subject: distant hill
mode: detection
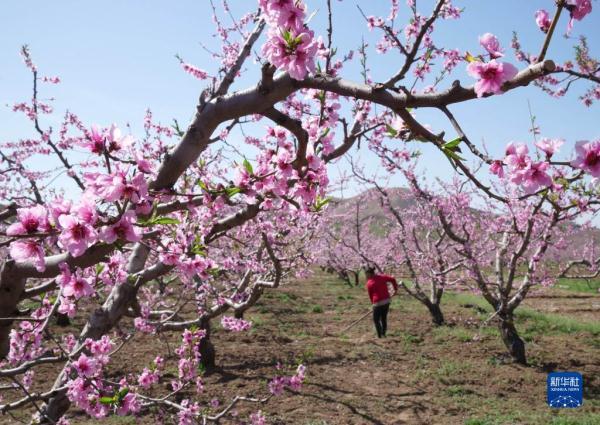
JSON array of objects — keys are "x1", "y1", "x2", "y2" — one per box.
[{"x1": 326, "y1": 187, "x2": 600, "y2": 262}]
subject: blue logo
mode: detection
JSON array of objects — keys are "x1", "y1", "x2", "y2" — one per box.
[{"x1": 547, "y1": 372, "x2": 583, "y2": 408}]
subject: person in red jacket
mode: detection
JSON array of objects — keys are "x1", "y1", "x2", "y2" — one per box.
[{"x1": 365, "y1": 266, "x2": 398, "y2": 338}]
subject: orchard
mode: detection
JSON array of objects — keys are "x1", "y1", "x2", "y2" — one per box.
[{"x1": 1, "y1": 1, "x2": 599, "y2": 424}]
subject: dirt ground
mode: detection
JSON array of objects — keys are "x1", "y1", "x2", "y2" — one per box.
[{"x1": 2, "y1": 271, "x2": 599, "y2": 424}]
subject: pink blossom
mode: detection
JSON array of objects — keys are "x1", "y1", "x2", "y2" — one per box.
[
  {"x1": 220, "y1": 316, "x2": 252, "y2": 332},
  {"x1": 42, "y1": 76, "x2": 61, "y2": 84},
  {"x1": 58, "y1": 214, "x2": 98, "y2": 257},
  {"x1": 443, "y1": 49, "x2": 461, "y2": 72},
  {"x1": 268, "y1": 376, "x2": 286, "y2": 395},
  {"x1": 261, "y1": 0, "x2": 305, "y2": 30},
  {"x1": 62, "y1": 276, "x2": 94, "y2": 299},
  {"x1": 135, "y1": 154, "x2": 153, "y2": 174},
  {"x1": 58, "y1": 297, "x2": 77, "y2": 317},
  {"x1": 250, "y1": 410, "x2": 267, "y2": 425},
  {"x1": 571, "y1": 140, "x2": 600, "y2": 177},
  {"x1": 181, "y1": 62, "x2": 208, "y2": 80},
  {"x1": 138, "y1": 368, "x2": 159, "y2": 389},
  {"x1": 106, "y1": 124, "x2": 133, "y2": 152},
  {"x1": 566, "y1": 0, "x2": 592, "y2": 21},
  {"x1": 6, "y1": 205, "x2": 50, "y2": 236},
  {"x1": 83, "y1": 125, "x2": 106, "y2": 154},
  {"x1": 366, "y1": 16, "x2": 384, "y2": 30},
  {"x1": 72, "y1": 353, "x2": 97, "y2": 378},
  {"x1": 467, "y1": 60, "x2": 519, "y2": 97},
  {"x1": 479, "y1": 33, "x2": 504, "y2": 58},
  {"x1": 22, "y1": 370, "x2": 34, "y2": 390},
  {"x1": 73, "y1": 199, "x2": 98, "y2": 225},
  {"x1": 263, "y1": 28, "x2": 318, "y2": 80},
  {"x1": 85, "y1": 170, "x2": 148, "y2": 204},
  {"x1": 177, "y1": 400, "x2": 200, "y2": 425},
  {"x1": 566, "y1": 0, "x2": 592, "y2": 33},
  {"x1": 87, "y1": 335, "x2": 113, "y2": 360},
  {"x1": 535, "y1": 10, "x2": 552, "y2": 33},
  {"x1": 504, "y1": 142, "x2": 530, "y2": 171},
  {"x1": 9, "y1": 240, "x2": 46, "y2": 272},
  {"x1": 49, "y1": 198, "x2": 72, "y2": 225},
  {"x1": 117, "y1": 392, "x2": 141, "y2": 416},
  {"x1": 535, "y1": 138, "x2": 563, "y2": 158},
  {"x1": 521, "y1": 161, "x2": 552, "y2": 194},
  {"x1": 100, "y1": 211, "x2": 141, "y2": 244},
  {"x1": 490, "y1": 160, "x2": 504, "y2": 178},
  {"x1": 306, "y1": 143, "x2": 322, "y2": 171},
  {"x1": 276, "y1": 2, "x2": 306, "y2": 29}
]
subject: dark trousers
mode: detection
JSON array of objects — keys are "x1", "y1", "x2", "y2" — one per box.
[{"x1": 372, "y1": 303, "x2": 390, "y2": 338}]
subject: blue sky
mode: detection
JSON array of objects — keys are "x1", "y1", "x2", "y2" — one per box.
[{"x1": 1, "y1": 0, "x2": 598, "y2": 197}]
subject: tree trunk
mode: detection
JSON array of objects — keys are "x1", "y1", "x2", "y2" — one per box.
[
  {"x1": 339, "y1": 270, "x2": 352, "y2": 287},
  {"x1": 199, "y1": 318, "x2": 216, "y2": 370},
  {"x1": 499, "y1": 316, "x2": 526, "y2": 365},
  {"x1": 0, "y1": 264, "x2": 25, "y2": 359},
  {"x1": 426, "y1": 302, "x2": 445, "y2": 326},
  {"x1": 352, "y1": 271, "x2": 360, "y2": 287}
]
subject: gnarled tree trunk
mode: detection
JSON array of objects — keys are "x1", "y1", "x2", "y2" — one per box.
[
  {"x1": 499, "y1": 314, "x2": 526, "y2": 365},
  {"x1": 199, "y1": 318, "x2": 216, "y2": 370},
  {"x1": 425, "y1": 300, "x2": 445, "y2": 326}
]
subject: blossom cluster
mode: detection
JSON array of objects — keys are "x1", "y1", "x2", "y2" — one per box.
[
  {"x1": 268, "y1": 364, "x2": 307, "y2": 395},
  {"x1": 221, "y1": 315, "x2": 252, "y2": 332},
  {"x1": 260, "y1": 0, "x2": 317, "y2": 80},
  {"x1": 467, "y1": 34, "x2": 519, "y2": 98}
]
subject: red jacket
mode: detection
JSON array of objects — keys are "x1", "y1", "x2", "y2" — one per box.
[{"x1": 366, "y1": 274, "x2": 398, "y2": 304}]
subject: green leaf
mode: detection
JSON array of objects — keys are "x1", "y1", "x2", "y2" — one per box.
[
  {"x1": 314, "y1": 196, "x2": 332, "y2": 212},
  {"x1": 443, "y1": 137, "x2": 462, "y2": 150},
  {"x1": 151, "y1": 216, "x2": 180, "y2": 225},
  {"x1": 99, "y1": 396, "x2": 116, "y2": 405},
  {"x1": 191, "y1": 239, "x2": 206, "y2": 256},
  {"x1": 282, "y1": 29, "x2": 292, "y2": 45},
  {"x1": 198, "y1": 180, "x2": 209, "y2": 192},
  {"x1": 465, "y1": 52, "x2": 480, "y2": 63},
  {"x1": 293, "y1": 34, "x2": 304, "y2": 46},
  {"x1": 385, "y1": 124, "x2": 398, "y2": 137},
  {"x1": 139, "y1": 214, "x2": 181, "y2": 226},
  {"x1": 117, "y1": 388, "x2": 129, "y2": 402},
  {"x1": 442, "y1": 147, "x2": 464, "y2": 162},
  {"x1": 225, "y1": 187, "x2": 242, "y2": 198},
  {"x1": 95, "y1": 264, "x2": 105, "y2": 275},
  {"x1": 243, "y1": 158, "x2": 253, "y2": 175}
]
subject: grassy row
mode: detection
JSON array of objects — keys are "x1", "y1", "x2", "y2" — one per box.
[
  {"x1": 556, "y1": 278, "x2": 600, "y2": 293},
  {"x1": 444, "y1": 292, "x2": 600, "y2": 337}
]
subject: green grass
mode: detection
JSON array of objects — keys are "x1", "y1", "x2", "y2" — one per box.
[
  {"x1": 247, "y1": 314, "x2": 265, "y2": 329},
  {"x1": 444, "y1": 291, "x2": 600, "y2": 337},
  {"x1": 434, "y1": 359, "x2": 473, "y2": 385},
  {"x1": 517, "y1": 308, "x2": 600, "y2": 337},
  {"x1": 556, "y1": 278, "x2": 600, "y2": 293},
  {"x1": 433, "y1": 326, "x2": 473, "y2": 343},
  {"x1": 445, "y1": 385, "x2": 473, "y2": 397}
]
